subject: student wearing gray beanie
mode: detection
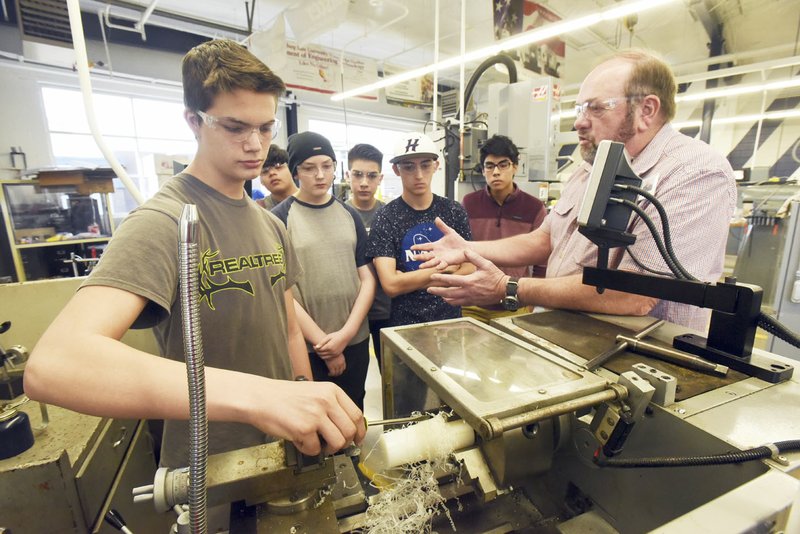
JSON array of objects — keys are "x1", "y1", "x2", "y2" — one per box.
[{"x1": 287, "y1": 131, "x2": 337, "y2": 178}]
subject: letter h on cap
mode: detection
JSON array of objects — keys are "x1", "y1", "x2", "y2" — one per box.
[{"x1": 405, "y1": 138, "x2": 420, "y2": 153}]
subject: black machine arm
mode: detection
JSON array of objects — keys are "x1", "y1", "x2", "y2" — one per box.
[
  {"x1": 582, "y1": 267, "x2": 791, "y2": 382},
  {"x1": 577, "y1": 141, "x2": 795, "y2": 384}
]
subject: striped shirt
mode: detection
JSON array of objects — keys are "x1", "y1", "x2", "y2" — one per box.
[{"x1": 542, "y1": 124, "x2": 736, "y2": 331}]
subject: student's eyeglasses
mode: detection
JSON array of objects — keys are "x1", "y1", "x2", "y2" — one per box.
[
  {"x1": 350, "y1": 170, "x2": 381, "y2": 181},
  {"x1": 297, "y1": 161, "x2": 337, "y2": 177},
  {"x1": 262, "y1": 162, "x2": 287, "y2": 174},
  {"x1": 196, "y1": 110, "x2": 281, "y2": 143},
  {"x1": 397, "y1": 160, "x2": 435, "y2": 173},
  {"x1": 574, "y1": 95, "x2": 642, "y2": 119},
  {"x1": 482, "y1": 159, "x2": 513, "y2": 172}
]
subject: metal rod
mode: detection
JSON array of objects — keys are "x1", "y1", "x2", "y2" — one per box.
[
  {"x1": 489, "y1": 386, "x2": 628, "y2": 438},
  {"x1": 617, "y1": 335, "x2": 729, "y2": 376},
  {"x1": 366, "y1": 414, "x2": 432, "y2": 427},
  {"x1": 584, "y1": 319, "x2": 665, "y2": 371},
  {"x1": 33, "y1": 401, "x2": 49, "y2": 432}
]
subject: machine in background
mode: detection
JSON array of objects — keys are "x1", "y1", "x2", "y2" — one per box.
[
  {"x1": 0, "y1": 168, "x2": 116, "y2": 283},
  {"x1": 439, "y1": 54, "x2": 560, "y2": 205},
  {"x1": 732, "y1": 181, "x2": 800, "y2": 361}
]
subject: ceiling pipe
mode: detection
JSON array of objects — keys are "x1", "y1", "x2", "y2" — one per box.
[
  {"x1": 101, "y1": 5, "x2": 144, "y2": 39},
  {"x1": 82, "y1": 0, "x2": 244, "y2": 40},
  {"x1": 432, "y1": 0, "x2": 439, "y2": 125},
  {"x1": 750, "y1": 71, "x2": 770, "y2": 169},
  {"x1": 66, "y1": 0, "x2": 145, "y2": 206},
  {"x1": 676, "y1": 55, "x2": 800, "y2": 85},
  {"x1": 100, "y1": 0, "x2": 160, "y2": 41},
  {"x1": 672, "y1": 43, "x2": 800, "y2": 74},
  {"x1": 136, "y1": 0, "x2": 160, "y2": 32},
  {"x1": 690, "y1": 0, "x2": 726, "y2": 144},
  {"x1": 699, "y1": 29, "x2": 724, "y2": 144},
  {"x1": 453, "y1": 0, "x2": 465, "y2": 199}
]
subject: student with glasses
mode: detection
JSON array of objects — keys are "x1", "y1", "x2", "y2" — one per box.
[
  {"x1": 415, "y1": 49, "x2": 736, "y2": 332},
  {"x1": 346, "y1": 143, "x2": 385, "y2": 221},
  {"x1": 272, "y1": 132, "x2": 376, "y2": 412},
  {"x1": 25, "y1": 40, "x2": 365, "y2": 497},
  {"x1": 460, "y1": 134, "x2": 547, "y2": 323},
  {"x1": 345, "y1": 144, "x2": 391, "y2": 369},
  {"x1": 257, "y1": 144, "x2": 298, "y2": 210}
]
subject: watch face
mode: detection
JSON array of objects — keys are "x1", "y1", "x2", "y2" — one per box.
[
  {"x1": 502, "y1": 296, "x2": 520, "y2": 311},
  {"x1": 503, "y1": 277, "x2": 520, "y2": 311}
]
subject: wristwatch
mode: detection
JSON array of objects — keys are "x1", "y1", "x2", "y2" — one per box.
[{"x1": 501, "y1": 277, "x2": 520, "y2": 311}]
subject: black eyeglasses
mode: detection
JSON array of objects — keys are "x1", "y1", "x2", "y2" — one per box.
[{"x1": 483, "y1": 160, "x2": 513, "y2": 172}]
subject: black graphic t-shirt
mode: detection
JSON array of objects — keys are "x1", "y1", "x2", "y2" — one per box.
[{"x1": 366, "y1": 195, "x2": 471, "y2": 326}]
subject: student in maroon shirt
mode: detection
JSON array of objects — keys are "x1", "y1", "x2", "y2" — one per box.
[{"x1": 461, "y1": 134, "x2": 546, "y2": 322}]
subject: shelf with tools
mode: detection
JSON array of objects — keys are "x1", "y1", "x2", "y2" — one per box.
[{"x1": 0, "y1": 170, "x2": 117, "y2": 283}]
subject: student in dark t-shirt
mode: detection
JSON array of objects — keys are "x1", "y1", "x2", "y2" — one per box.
[
  {"x1": 366, "y1": 132, "x2": 472, "y2": 416},
  {"x1": 366, "y1": 132, "x2": 473, "y2": 327}
]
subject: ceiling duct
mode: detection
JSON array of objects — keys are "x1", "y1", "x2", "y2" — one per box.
[{"x1": 16, "y1": 0, "x2": 73, "y2": 47}]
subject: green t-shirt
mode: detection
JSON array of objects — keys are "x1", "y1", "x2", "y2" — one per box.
[{"x1": 85, "y1": 173, "x2": 302, "y2": 467}]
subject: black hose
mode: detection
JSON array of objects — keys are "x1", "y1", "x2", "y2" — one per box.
[
  {"x1": 618, "y1": 184, "x2": 697, "y2": 281},
  {"x1": 759, "y1": 312, "x2": 800, "y2": 349},
  {"x1": 455, "y1": 54, "x2": 518, "y2": 121},
  {"x1": 595, "y1": 440, "x2": 800, "y2": 468},
  {"x1": 616, "y1": 199, "x2": 686, "y2": 280},
  {"x1": 615, "y1": 187, "x2": 800, "y2": 350}
]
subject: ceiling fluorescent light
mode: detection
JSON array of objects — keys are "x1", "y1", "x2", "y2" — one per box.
[
  {"x1": 672, "y1": 109, "x2": 800, "y2": 129},
  {"x1": 330, "y1": 0, "x2": 676, "y2": 102},
  {"x1": 676, "y1": 78, "x2": 800, "y2": 102}
]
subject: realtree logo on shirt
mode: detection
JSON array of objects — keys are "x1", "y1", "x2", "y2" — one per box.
[
  {"x1": 198, "y1": 245, "x2": 286, "y2": 309},
  {"x1": 400, "y1": 222, "x2": 444, "y2": 271}
]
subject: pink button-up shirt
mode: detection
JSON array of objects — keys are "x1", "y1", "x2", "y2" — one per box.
[{"x1": 541, "y1": 124, "x2": 736, "y2": 331}]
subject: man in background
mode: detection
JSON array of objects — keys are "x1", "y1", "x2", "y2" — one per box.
[
  {"x1": 461, "y1": 134, "x2": 546, "y2": 322},
  {"x1": 345, "y1": 143, "x2": 391, "y2": 368},
  {"x1": 257, "y1": 144, "x2": 298, "y2": 209}
]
